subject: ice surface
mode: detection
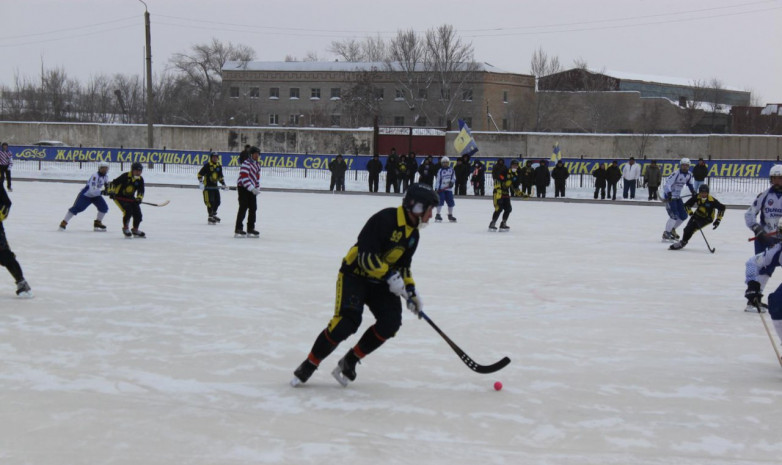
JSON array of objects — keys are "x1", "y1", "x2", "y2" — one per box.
[{"x1": 1, "y1": 180, "x2": 781, "y2": 465}]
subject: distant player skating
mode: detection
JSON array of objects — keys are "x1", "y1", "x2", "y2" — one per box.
[
  {"x1": 661, "y1": 157, "x2": 695, "y2": 242},
  {"x1": 59, "y1": 161, "x2": 110, "y2": 232},
  {"x1": 234, "y1": 146, "x2": 261, "y2": 238},
  {"x1": 0, "y1": 182, "x2": 31, "y2": 297},
  {"x1": 197, "y1": 152, "x2": 228, "y2": 225},
  {"x1": 489, "y1": 159, "x2": 524, "y2": 232},
  {"x1": 107, "y1": 162, "x2": 146, "y2": 238},
  {"x1": 434, "y1": 156, "x2": 457, "y2": 222},
  {"x1": 745, "y1": 164, "x2": 782, "y2": 253},
  {"x1": 669, "y1": 184, "x2": 725, "y2": 251},
  {"x1": 290, "y1": 183, "x2": 439, "y2": 387}
]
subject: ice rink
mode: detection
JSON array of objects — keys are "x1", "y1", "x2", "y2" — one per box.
[{"x1": 2, "y1": 180, "x2": 781, "y2": 465}]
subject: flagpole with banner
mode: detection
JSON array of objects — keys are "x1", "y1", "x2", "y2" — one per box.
[
  {"x1": 550, "y1": 142, "x2": 561, "y2": 165},
  {"x1": 454, "y1": 119, "x2": 479, "y2": 157}
]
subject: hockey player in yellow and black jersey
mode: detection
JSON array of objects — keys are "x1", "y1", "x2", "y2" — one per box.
[
  {"x1": 0, "y1": 182, "x2": 31, "y2": 297},
  {"x1": 197, "y1": 152, "x2": 227, "y2": 224},
  {"x1": 489, "y1": 159, "x2": 525, "y2": 232},
  {"x1": 291, "y1": 183, "x2": 440, "y2": 387},
  {"x1": 670, "y1": 184, "x2": 725, "y2": 250},
  {"x1": 108, "y1": 162, "x2": 146, "y2": 238}
]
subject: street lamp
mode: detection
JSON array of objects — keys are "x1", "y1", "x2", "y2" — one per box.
[{"x1": 138, "y1": 0, "x2": 154, "y2": 149}]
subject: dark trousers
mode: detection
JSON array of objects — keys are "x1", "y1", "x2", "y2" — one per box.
[
  {"x1": 535, "y1": 183, "x2": 547, "y2": 198},
  {"x1": 623, "y1": 179, "x2": 637, "y2": 199},
  {"x1": 521, "y1": 182, "x2": 532, "y2": 196},
  {"x1": 455, "y1": 181, "x2": 468, "y2": 196},
  {"x1": 235, "y1": 186, "x2": 257, "y2": 231},
  {"x1": 115, "y1": 198, "x2": 142, "y2": 229},
  {"x1": 554, "y1": 181, "x2": 566, "y2": 198},
  {"x1": 594, "y1": 186, "x2": 606, "y2": 199},
  {"x1": 202, "y1": 188, "x2": 221, "y2": 216},
  {"x1": 0, "y1": 166, "x2": 10, "y2": 189},
  {"x1": 385, "y1": 175, "x2": 399, "y2": 193},
  {"x1": 368, "y1": 174, "x2": 379, "y2": 192},
  {"x1": 607, "y1": 182, "x2": 618, "y2": 200},
  {"x1": 0, "y1": 223, "x2": 24, "y2": 283},
  {"x1": 681, "y1": 216, "x2": 711, "y2": 243},
  {"x1": 648, "y1": 185, "x2": 659, "y2": 200}
]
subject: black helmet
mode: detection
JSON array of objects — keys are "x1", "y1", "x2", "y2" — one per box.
[
  {"x1": 131, "y1": 162, "x2": 143, "y2": 171},
  {"x1": 403, "y1": 183, "x2": 439, "y2": 214},
  {"x1": 699, "y1": 184, "x2": 709, "y2": 193}
]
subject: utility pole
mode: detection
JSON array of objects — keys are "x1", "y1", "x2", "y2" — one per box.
[{"x1": 139, "y1": 0, "x2": 154, "y2": 149}]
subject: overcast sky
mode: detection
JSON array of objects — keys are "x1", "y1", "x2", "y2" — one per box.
[{"x1": 2, "y1": 0, "x2": 780, "y2": 104}]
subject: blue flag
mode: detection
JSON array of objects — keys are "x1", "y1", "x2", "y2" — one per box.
[
  {"x1": 453, "y1": 119, "x2": 479, "y2": 157},
  {"x1": 550, "y1": 142, "x2": 561, "y2": 164}
]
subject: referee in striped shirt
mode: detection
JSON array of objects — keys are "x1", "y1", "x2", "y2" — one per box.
[
  {"x1": 235, "y1": 146, "x2": 261, "y2": 237},
  {"x1": 0, "y1": 143, "x2": 12, "y2": 192}
]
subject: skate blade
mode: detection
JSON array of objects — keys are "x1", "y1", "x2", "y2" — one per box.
[
  {"x1": 234, "y1": 234, "x2": 246, "y2": 238},
  {"x1": 290, "y1": 377, "x2": 304, "y2": 387},
  {"x1": 745, "y1": 305, "x2": 767, "y2": 313},
  {"x1": 331, "y1": 366, "x2": 349, "y2": 387},
  {"x1": 488, "y1": 229, "x2": 497, "y2": 232},
  {"x1": 16, "y1": 291, "x2": 34, "y2": 299},
  {"x1": 93, "y1": 228, "x2": 107, "y2": 232}
]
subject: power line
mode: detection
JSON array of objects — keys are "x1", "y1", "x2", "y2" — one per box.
[
  {"x1": 0, "y1": 24, "x2": 138, "y2": 48},
  {"x1": 0, "y1": 16, "x2": 137, "y2": 42}
]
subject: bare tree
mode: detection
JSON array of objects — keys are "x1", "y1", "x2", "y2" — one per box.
[
  {"x1": 341, "y1": 68, "x2": 384, "y2": 127},
  {"x1": 385, "y1": 28, "x2": 428, "y2": 124},
  {"x1": 329, "y1": 35, "x2": 388, "y2": 62},
  {"x1": 169, "y1": 38, "x2": 255, "y2": 124},
  {"x1": 329, "y1": 39, "x2": 363, "y2": 62},
  {"x1": 529, "y1": 47, "x2": 562, "y2": 131}
]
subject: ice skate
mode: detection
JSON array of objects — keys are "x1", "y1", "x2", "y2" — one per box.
[
  {"x1": 499, "y1": 221, "x2": 510, "y2": 232},
  {"x1": 669, "y1": 240, "x2": 687, "y2": 250},
  {"x1": 234, "y1": 229, "x2": 247, "y2": 238},
  {"x1": 131, "y1": 229, "x2": 146, "y2": 238},
  {"x1": 15, "y1": 279, "x2": 33, "y2": 298},
  {"x1": 122, "y1": 228, "x2": 132, "y2": 238},
  {"x1": 290, "y1": 359, "x2": 318, "y2": 387},
  {"x1": 212, "y1": 215, "x2": 221, "y2": 223},
  {"x1": 671, "y1": 228, "x2": 680, "y2": 240},
  {"x1": 93, "y1": 220, "x2": 106, "y2": 232},
  {"x1": 745, "y1": 302, "x2": 768, "y2": 313},
  {"x1": 208, "y1": 216, "x2": 217, "y2": 225},
  {"x1": 434, "y1": 213, "x2": 443, "y2": 223},
  {"x1": 331, "y1": 350, "x2": 360, "y2": 387},
  {"x1": 488, "y1": 221, "x2": 497, "y2": 232},
  {"x1": 247, "y1": 229, "x2": 260, "y2": 238},
  {"x1": 58, "y1": 220, "x2": 67, "y2": 231},
  {"x1": 661, "y1": 230, "x2": 674, "y2": 242},
  {"x1": 448, "y1": 215, "x2": 457, "y2": 223}
]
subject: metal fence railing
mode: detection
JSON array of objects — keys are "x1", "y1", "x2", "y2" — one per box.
[{"x1": 11, "y1": 159, "x2": 769, "y2": 194}]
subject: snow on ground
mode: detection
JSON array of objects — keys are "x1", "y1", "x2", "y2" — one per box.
[{"x1": 1, "y1": 178, "x2": 781, "y2": 465}]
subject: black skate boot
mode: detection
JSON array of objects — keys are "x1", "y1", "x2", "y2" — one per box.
[
  {"x1": 247, "y1": 229, "x2": 260, "y2": 238},
  {"x1": 661, "y1": 230, "x2": 674, "y2": 241},
  {"x1": 488, "y1": 221, "x2": 497, "y2": 231},
  {"x1": 669, "y1": 240, "x2": 688, "y2": 250},
  {"x1": 212, "y1": 215, "x2": 221, "y2": 223},
  {"x1": 671, "y1": 228, "x2": 680, "y2": 240},
  {"x1": 93, "y1": 220, "x2": 107, "y2": 231},
  {"x1": 208, "y1": 216, "x2": 217, "y2": 225},
  {"x1": 122, "y1": 227, "x2": 132, "y2": 238},
  {"x1": 499, "y1": 221, "x2": 510, "y2": 232},
  {"x1": 290, "y1": 359, "x2": 318, "y2": 387},
  {"x1": 434, "y1": 213, "x2": 443, "y2": 223},
  {"x1": 448, "y1": 214, "x2": 457, "y2": 223},
  {"x1": 234, "y1": 229, "x2": 247, "y2": 238},
  {"x1": 131, "y1": 229, "x2": 146, "y2": 238},
  {"x1": 58, "y1": 220, "x2": 67, "y2": 231},
  {"x1": 15, "y1": 279, "x2": 32, "y2": 298},
  {"x1": 331, "y1": 350, "x2": 360, "y2": 387}
]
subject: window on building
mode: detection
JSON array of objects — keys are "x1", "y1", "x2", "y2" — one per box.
[
  {"x1": 416, "y1": 116, "x2": 427, "y2": 127},
  {"x1": 269, "y1": 87, "x2": 279, "y2": 99},
  {"x1": 229, "y1": 87, "x2": 239, "y2": 98},
  {"x1": 311, "y1": 88, "x2": 321, "y2": 99},
  {"x1": 394, "y1": 116, "x2": 405, "y2": 126},
  {"x1": 503, "y1": 90, "x2": 509, "y2": 103},
  {"x1": 330, "y1": 88, "x2": 341, "y2": 100},
  {"x1": 290, "y1": 88, "x2": 300, "y2": 99},
  {"x1": 249, "y1": 87, "x2": 260, "y2": 99},
  {"x1": 462, "y1": 89, "x2": 473, "y2": 101},
  {"x1": 374, "y1": 88, "x2": 384, "y2": 100},
  {"x1": 502, "y1": 118, "x2": 509, "y2": 130},
  {"x1": 440, "y1": 88, "x2": 450, "y2": 100},
  {"x1": 395, "y1": 88, "x2": 404, "y2": 100},
  {"x1": 330, "y1": 115, "x2": 341, "y2": 127},
  {"x1": 269, "y1": 114, "x2": 279, "y2": 125},
  {"x1": 252, "y1": 114, "x2": 259, "y2": 125},
  {"x1": 289, "y1": 114, "x2": 301, "y2": 125},
  {"x1": 418, "y1": 88, "x2": 427, "y2": 100}
]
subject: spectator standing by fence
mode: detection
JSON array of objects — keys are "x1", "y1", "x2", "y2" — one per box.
[
  {"x1": 520, "y1": 160, "x2": 534, "y2": 197},
  {"x1": 366, "y1": 154, "x2": 382, "y2": 192},
  {"x1": 644, "y1": 160, "x2": 662, "y2": 201},
  {"x1": 606, "y1": 161, "x2": 622, "y2": 201},
  {"x1": 0, "y1": 143, "x2": 13, "y2": 192},
  {"x1": 329, "y1": 154, "x2": 347, "y2": 192},
  {"x1": 693, "y1": 158, "x2": 708, "y2": 193},
  {"x1": 533, "y1": 160, "x2": 551, "y2": 198},
  {"x1": 454, "y1": 156, "x2": 470, "y2": 196},
  {"x1": 417, "y1": 155, "x2": 436, "y2": 187},
  {"x1": 471, "y1": 158, "x2": 486, "y2": 196},
  {"x1": 385, "y1": 148, "x2": 400, "y2": 193},
  {"x1": 622, "y1": 157, "x2": 641, "y2": 199},
  {"x1": 593, "y1": 163, "x2": 607, "y2": 200},
  {"x1": 551, "y1": 160, "x2": 569, "y2": 198}
]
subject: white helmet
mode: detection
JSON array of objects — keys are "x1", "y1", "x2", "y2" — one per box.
[
  {"x1": 440, "y1": 156, "x2": 450, "y2": 164},
  {"x1": 680, "y1": 157, "x2": 691, "y2": 166},
  {"x1": 98, "y1": 161, "x2": 110, "y2": 170},
  {"x1": 770, "y1": 165, "x2": 782, "y2": 178}
]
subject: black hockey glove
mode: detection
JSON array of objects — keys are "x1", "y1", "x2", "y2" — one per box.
[
  {"x1": 712, "y1": 218, "x2": 721, "y2": 230},
  {"x1": 745, "y1": 281, "x2": 762, "y2": 306},
  {"x1": 752, "y1": 224, "x2": 764, "y2": 236}
]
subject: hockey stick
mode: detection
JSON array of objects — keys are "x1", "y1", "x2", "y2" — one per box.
[
  {"x1": 141, "y1": 200, "x2": 170, "y2": 207},
  {"x1": 699, "y1": 229, "x2": 715, "y2": 253},
  {"x1": 418, "y1": 310, "x2": 511, "y2": 374},
  {"x1": 754, "y1": 302, "x2": 782, "y2": 367},
  {"x1": 748, "y1": 231, "x2": 779, "y2": 242}
]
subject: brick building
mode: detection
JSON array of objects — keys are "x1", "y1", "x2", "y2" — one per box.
[{"x1": 221, "y1": 61, "x2": 535, "y2": 131}]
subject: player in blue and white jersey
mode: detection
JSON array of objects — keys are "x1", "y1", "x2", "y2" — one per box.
[
  {"x1": 745, "y1": 164, "x2": 782, "y2": 254},
  {"x1": 661, "y1": 157, "x2": 695, "y2": 241},
  {"x1": 744, "y1": 233, "x2": 782, "y2": 346},
  {"x1": 59, "y1": 161, "x2": 110, "y2": 232},
  {"x1": 434, "y1": 156, "x2": 457, "y2": 222}
]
